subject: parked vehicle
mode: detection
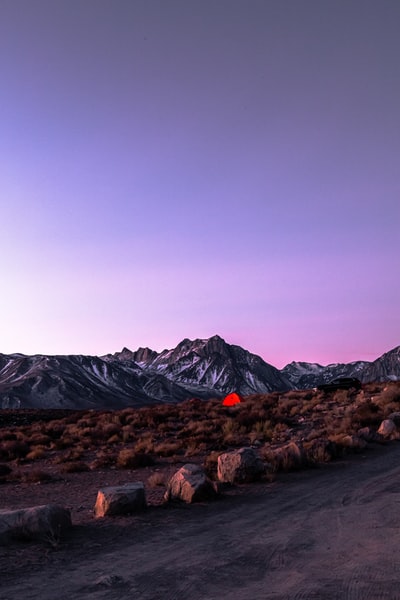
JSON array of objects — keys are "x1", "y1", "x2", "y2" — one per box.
[{"x1": 317, "y1": 377, "x2": 362, "y2": 392}]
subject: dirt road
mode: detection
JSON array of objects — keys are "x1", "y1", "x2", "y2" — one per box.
[{"x1": 3, "y1": 444, "x2": 400, "y2": 599}]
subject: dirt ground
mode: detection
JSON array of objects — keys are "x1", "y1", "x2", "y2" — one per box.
[{"x1": 2, "y1": 443, "x2": 400, "y2": 599}]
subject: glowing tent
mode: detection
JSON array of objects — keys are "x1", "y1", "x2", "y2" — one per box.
[{"x1": 222, "y1": 392, "x2": 242, "y2": 406}]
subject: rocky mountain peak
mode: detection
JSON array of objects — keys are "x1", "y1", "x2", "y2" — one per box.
[
  {"x1": 130, "y1": 347, "x2": 159, "y2": 364},
  {"x1": 0, "y1": 338, "x2": 399, "y2": 410}
]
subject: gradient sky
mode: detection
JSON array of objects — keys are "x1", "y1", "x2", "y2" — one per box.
[{"x1": 0, "y1": 0, "x2": 399, "y2": 368}]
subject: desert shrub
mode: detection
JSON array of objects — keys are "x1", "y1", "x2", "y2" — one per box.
[
  {"x1": 90, "y1": 450, "x2": 116, "y2": 469},
  {"x1": 20, "y1": 469, "x2": 54, "y2": 483},
  {"x1": 0, "y1": 440, "x2": 30, "y2": 460},
  {"x1": 0, "y1": 463, "x2": 12, "y2": 477},
  {"x1": 353, "y1": 401, "x2": 382, "y2": 427},
  {"x1": 147, "y1": 471, "x2": 167, "y2": 488},
  {"x1": 220, "y1": 417, "x2": 247, "y2": 444},
  {"x1": 78, "y1": 426, "x2": 106, "y2": 442},
  {"x1": 44, "y1": 422, "x2": 65, "y2": 440},
  {"x1": 375, "y1": 385, "x2": 400, "y2": 411},
  {"x1": 25, "y1": 447, "x2": 46, "y2": 461},
  {"x1": 153, "y1": 441, "x2": 182, "y2": 457},
  {"x1": 27, "y1": 433, "x2": 51, "y2": 446},
  {"x1": 276, "y1": 396, "x2": 299, "y2": 415},
  {"x1": 271, "y1": 422, "x2": 290, "y2": 441},
  {"x1": 59, "y1": 460, "x2": 90, "y2": 473},
  {"x1": 184, "y1": 441, "x2": 207, "y2": 457},
  {"x1": 250, "y1": 420, "x2": 274, "y2": 441},
  {"x1": 118, "y1": 407, "x2": 136, "y2": 422},
  {"x1": 121, "y1": 425, "x2": 136, "y2": 443},
  {"x1": 116, "y1": 449, "x2": 154, "y2": 468},
  {"x1": 102, "y1": 423, "x2": 120, "y2": 437},
  {"x1": 0, "y1": 431, "x2": 17, "y2": 442},
  {"x1": 52, "y1": 448, "x2": 84, "y2": 464},
  {"x1": 51, "y1": 436, "x2": 76, "y2": 450},
  {"x1": 133, "y1": 435, "x2": 155, "y2": 454},
  {"x1": 262, "y1": 442, "x2": 305, "y2": 472},
  {"x1": 60, "y1": 412, "x2": 82, "y2": 425},
  {"x1": 76, "y1": 417, "x2": 96, "y2": 428},
  {"x1": 303, "y1": 439, "x2": 338, "y2": 464},
  {"x1": 79, "y1": 427, "x2": 97, "y2": 438},
  {"x1": 332, "y1": 389, "x2": 350, "y2": 404},
  {"x1": 234, "y1": 411, "x2": 259, "y2": 430},
  {"x1": 221, "y1": 418, "x2": 238, "y2": 436},
  {"x1": 331, "y1": 416, "x2": 354, "y2": 436},
  {"x1": 203, "y1": 451, "x2": 222, "y2": 478},
  {"x1": 184, "y1": 419, "x2": 214, "y2": 435}
]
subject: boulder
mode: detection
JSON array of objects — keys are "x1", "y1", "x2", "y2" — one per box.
[
  {"x1": 0, "y1": 504, "x2": 71, "y2": 544},
  {"x1": 217, "y1": 447, "x2": 265, "y2": 484},
  {"x1": 388, "y1": 412, "x2": 400, "y2": 426},
  {"x1": 377, "y1": 419, "x2": 399, "y2": 440},
  {"x1": 94, "y1": 483, "x2": 147, "y2": 518},
  {"x1": 164, "y1": 463, "x2": 218, "y2": 503}
]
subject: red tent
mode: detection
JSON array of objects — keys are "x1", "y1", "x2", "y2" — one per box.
[{"x1": 222, "y1": 392, "x2": 242, "y2": 406}]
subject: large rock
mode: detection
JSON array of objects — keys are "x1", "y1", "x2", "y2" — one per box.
[
  {"x1": 94, "y1": 483, "x2": 147, "y2": 518},
  {"x1": 377, "y1": 419, "x2": 399, "y2": 440},
  {"x1": 388, "y1": 412, "x2": 400, "y2": 426},
  {"x1": 217, "y1": 447, "x2": 265, "y2": 484},
  {"x1": 0, "y1": 504, "x2": 71, "y2": 544},
  {"x1": 164, "y1": 463, "x2": 218, "y2": 504}
]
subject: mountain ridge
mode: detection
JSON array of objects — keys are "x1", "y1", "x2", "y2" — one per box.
[{"x1": 0, "y1": 335, "x2": 399, "y2": 409}]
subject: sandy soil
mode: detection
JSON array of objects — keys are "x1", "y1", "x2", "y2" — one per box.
[{"x1": 2, "y1": 443, "x2": 400, "y2": 599}]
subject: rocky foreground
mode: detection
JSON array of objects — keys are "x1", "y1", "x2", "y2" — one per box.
[
  {"x1": 1, "y1": 381, "x2": 400, "y2": 598},
  {"x1": 2, "y1": 440, "x2": 400, "y2": 599}
]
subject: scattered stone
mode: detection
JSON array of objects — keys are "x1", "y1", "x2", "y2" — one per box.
[
  {"x1": 0, "y1": 504, "x2": 71, "y2": 544},
  {"x1": 94, "y1": 574, "x2": 125, "y2": 587},
  {"x1": 94, "y1": 483, "x2": 147, "y2": 518},
  {"x1": 164, "y1": 463, "x2": 218, "y2": 503},
  {"x1": 217, "y1": 447, "x2": 265, "y2": 484}
]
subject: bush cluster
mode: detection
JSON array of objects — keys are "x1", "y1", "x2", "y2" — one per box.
[{"x1": 0, "y1": 381, "x2": 399, "y2": 481}]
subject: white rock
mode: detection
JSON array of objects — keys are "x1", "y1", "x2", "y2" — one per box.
[
  {"x1": 217, "y1": 447, "x2": 265, "y2": 484},
  {"x1": 377, "y1": 419, "x2": 397, "y2": 439},
  {"x1": 164, "y1": 464, "x2": 218, "y2": 504},
  {"x1": 94, "y1": 483, "x2": 147, "y2": 518}
]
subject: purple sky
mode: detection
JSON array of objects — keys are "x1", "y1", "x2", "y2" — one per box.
[{"x1": 0, "y1": 0, "x2": 399, "y2": 368}]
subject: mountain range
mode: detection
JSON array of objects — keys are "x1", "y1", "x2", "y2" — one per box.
[{"x1": 0, "y1": 335, "x2": 399, "y2": 409}]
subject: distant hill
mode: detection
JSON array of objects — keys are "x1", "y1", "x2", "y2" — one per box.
[
  {"x1": 0, "y1": 336, "x2": 399, "y2": 409},
  {"x1": 282, "y1": 346, "x2": 400, "y2": 389}
]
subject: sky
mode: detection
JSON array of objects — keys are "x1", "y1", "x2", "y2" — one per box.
[{"x1": 0, "y1": 0, "x2": 399, "y2": 368}]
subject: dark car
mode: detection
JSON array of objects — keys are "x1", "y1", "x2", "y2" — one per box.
[{"x1": 316, "y1": 377, "x2": 362, "y2": 392}]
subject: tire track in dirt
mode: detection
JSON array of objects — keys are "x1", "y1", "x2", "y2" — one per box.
[
  {"x1": 4, "y1": 445, "x2": 400, "y2": 599},
  {"x1": 345, "y1": 564, "x2": 400, "y2": 600}
]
